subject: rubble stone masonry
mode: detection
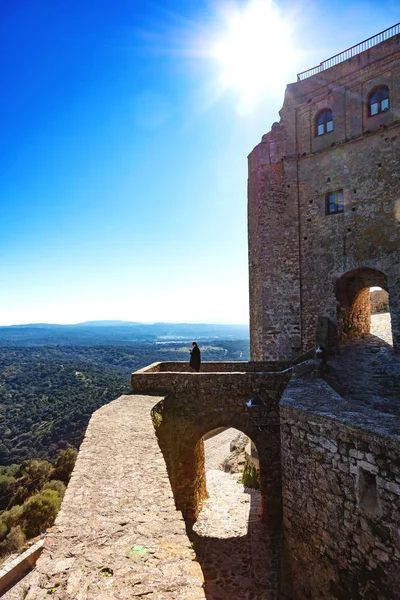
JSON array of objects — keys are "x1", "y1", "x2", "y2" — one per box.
[
  {"x1": 248, "y1": 35, "x2": 400, "y2": 359},
  {"x1": 280, "y1": 378, "x2": 400, "y2": 600}
]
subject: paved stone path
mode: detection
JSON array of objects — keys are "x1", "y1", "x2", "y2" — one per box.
[
  {"x1": 191, "y1": 429, "x2": 276, "y2": 600},
  {"x1": 19, "y1": 395, "x2": 205, "y2": 600},
  {"x1": 3, "y1": 427, "x2": 271, "y2": 600},
  {"x1": 328, "y1": 313, "x2": 400, "y2": 416}
]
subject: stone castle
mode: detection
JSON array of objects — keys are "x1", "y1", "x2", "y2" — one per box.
[
  {"x1": 248, "y1": 28, "x2": 400, "y2": 361},
  {"x1": 20, "y1": 24, "x2": 400, "y2": 600}
]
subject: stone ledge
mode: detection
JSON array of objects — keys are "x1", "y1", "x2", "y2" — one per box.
[
  {"x1": 24, "y1": 394, "x2": 205, "y2": 600},
  {"x1": 280, "y1": 377, "x2": 400, "y2": 443},
  {"x1": 0, "y1": 540, "x2": 44, "y2": 596}
]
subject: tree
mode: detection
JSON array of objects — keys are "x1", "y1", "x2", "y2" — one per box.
[
  {"x1": 21, "y1": 489, "x2": 61, "y2": 539},
  {"x1": 19, "y1": 460, "x2": 53, "y2": 492},
  {"x1": 0, "y1": 526, "x2": 25, "y2": 557},
  {"x1": 43, "y1": 480, "x2": 66, "y2": 499},
  {"x1": 0, "y1": 520, "x2": 7, "y2": 543},
  {"x1": 1, "y1": 505, "x2": 23, "y2": 531},
  {"x1": 7, "y1": 485, "x2": 30, "y2": 508},
  {"x1": 0, "y1": 475, "x2": 15, "y2": 511},
  {"x1": 51, "y1": 449, "x2": 77, "y2": 484}
]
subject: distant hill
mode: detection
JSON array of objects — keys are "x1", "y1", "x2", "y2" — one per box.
[
  {"x1": 0, "y1": 321, "x2": 249, "y2": 346},
  {"x1": 75, "y1": 320, "x2": 142, "y2": 327}
]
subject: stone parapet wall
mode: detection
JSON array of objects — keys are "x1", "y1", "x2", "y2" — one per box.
[
  {"x1": 280, "y1": 378, "x2": 400, "y2": 600},
  {"x1": 24, "y1": 394, "x2": 205, "y2": 600},
  {"x1": 293, "y1": 34, "x2": 400, "y2": 98},
  {"x1": 134, "y1": 360, "x2": 290, "y2": 374},
  {"x1": 0, "y1": 540, "x2": 44, "y2": 596},
  {"x1": 131, "y1": 362, "x2": 290, "y2": 398}
]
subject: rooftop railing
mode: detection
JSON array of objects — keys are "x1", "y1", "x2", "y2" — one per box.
[{"x1": 297, "y1": 22, "x2": 400, "y2": 81}]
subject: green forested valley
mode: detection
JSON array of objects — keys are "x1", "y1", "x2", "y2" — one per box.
[
  {"x1": 0, "y1": 340, "x2": 249, "y2": 466},
  {"x1": 0, "y1": 339, "x2": 248, "y2": 559}
]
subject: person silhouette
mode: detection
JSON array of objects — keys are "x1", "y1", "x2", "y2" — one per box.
[{"x1": 189, "y1": 341, "x2": 201, "y2": 372}]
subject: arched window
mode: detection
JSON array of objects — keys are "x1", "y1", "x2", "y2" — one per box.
[
  {"x1": 316, "y1": 109, "x2": 333, "y2": 136},
  {"x1": 368, "y1": 86, "x2": 389, "y2": 116}
]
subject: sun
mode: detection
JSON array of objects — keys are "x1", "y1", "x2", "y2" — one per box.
[{"x1": 211, "y1": 0, "x2": 295, "y2": 113}]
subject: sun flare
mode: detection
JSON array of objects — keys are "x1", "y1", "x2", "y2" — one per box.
[{"x1": 211, "y1": 0, "x2": 295, "y2": 113}]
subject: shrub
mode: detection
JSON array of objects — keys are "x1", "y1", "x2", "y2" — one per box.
[
  {"x1": 242, "y1": 463, "x2": 260, "y2": 489},
  {"x1": 21, "y1": 490, "x2": 61, "y2": 539},
  {"x1": 1, "y1": 505, "x2": 23, "y2": 531},
  {"x1": 43, "y1": 480, "x2": 66, "y2": 500},
  {"x1": 0, "y1": 526, "x2": 26, "y2": 558},
  {"x1": 0, "y1": 475, "x2": 15, "y2": 511},
  {"x1": 51, "y1": 449, "x2": 77, "y2": 484}
]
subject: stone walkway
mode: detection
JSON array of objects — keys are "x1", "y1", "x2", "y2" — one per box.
[
  {"x1": 3, "y1": 428, "x2": 272, "y2": 600},
  {"x1": 370, "y1": 312, "x2": 393, "y2": 345},
  {"x1": 17, "y1": 395, "x2": 206, "y2": 600},
  {"x1": 191, "y1": 429, "x2": 276, "y2": 600},
  {"x1": 328, "y1": 313, "x2": 400, "y2": 416}
]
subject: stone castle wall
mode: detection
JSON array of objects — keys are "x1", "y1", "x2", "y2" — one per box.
[
  {"x1": 280, "y1": 378, "x2": 400, "y2": 600},
  {"x1": 248, "y1": 126, "x2": 302, "y2": 361},
  {"x1": 248, "y1": 35, "x2": 400, "y2": 359}
]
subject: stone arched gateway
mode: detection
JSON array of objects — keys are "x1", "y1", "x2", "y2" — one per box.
[
  {"x1": 131, "y1": 361, "x2": 291, "y2": 534},
  {"x1": 152, "y1": 396, "x2": 282, "y2": 531},
  {"x1": 336, "y1": 267, "x2": 392, "y2": 342}
]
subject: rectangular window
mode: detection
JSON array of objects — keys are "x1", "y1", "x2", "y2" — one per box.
[{"x1": 326, "y1": 190, "x2": 344, "y2": 214}]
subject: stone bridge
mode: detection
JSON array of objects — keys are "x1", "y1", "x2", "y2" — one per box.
[{"x1": 131, "y1": 361, "x2": 291, "y2": 529}]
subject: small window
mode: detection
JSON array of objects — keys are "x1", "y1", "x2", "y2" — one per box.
[
  {"x1": 358, "y1": 468, "x2": 378, "y2": 516},
  {"x1": 316, "y1": 109, "x2": 333, "y2": 136},
  {"x1": 326, "y1": 190, "x2": 344, "y2": 215},
  {"x1": 368, "y1": 86, "x2": 389, "y2": 117}
]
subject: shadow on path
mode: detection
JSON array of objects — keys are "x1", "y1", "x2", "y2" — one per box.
[
  {"x1": 190, "y1": 488, "x2": 279, "y2": 600},
  {"x1": 328, "y1": 330, "x2": 400, "y2": 415}
]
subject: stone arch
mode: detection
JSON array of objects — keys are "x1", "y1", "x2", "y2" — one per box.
[
  {"x1": 151, "y1": 396, "x2": 282, "y2": 533},
  {"x1": 336, "y1": 267, "x2": 390, "y2": 342}
]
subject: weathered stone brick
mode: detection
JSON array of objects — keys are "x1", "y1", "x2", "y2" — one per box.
[{"x1": 248, "y1": 33, "x2": 400, "y2": 360}]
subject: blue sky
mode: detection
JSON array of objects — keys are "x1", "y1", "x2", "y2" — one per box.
[{"x1": 1, "y1": 0, "x2": 399, "y2": 325}]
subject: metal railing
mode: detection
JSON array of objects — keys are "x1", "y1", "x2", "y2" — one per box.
[{"x1": 297, "y1": 22, "x2": 400, "y2": 81}]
